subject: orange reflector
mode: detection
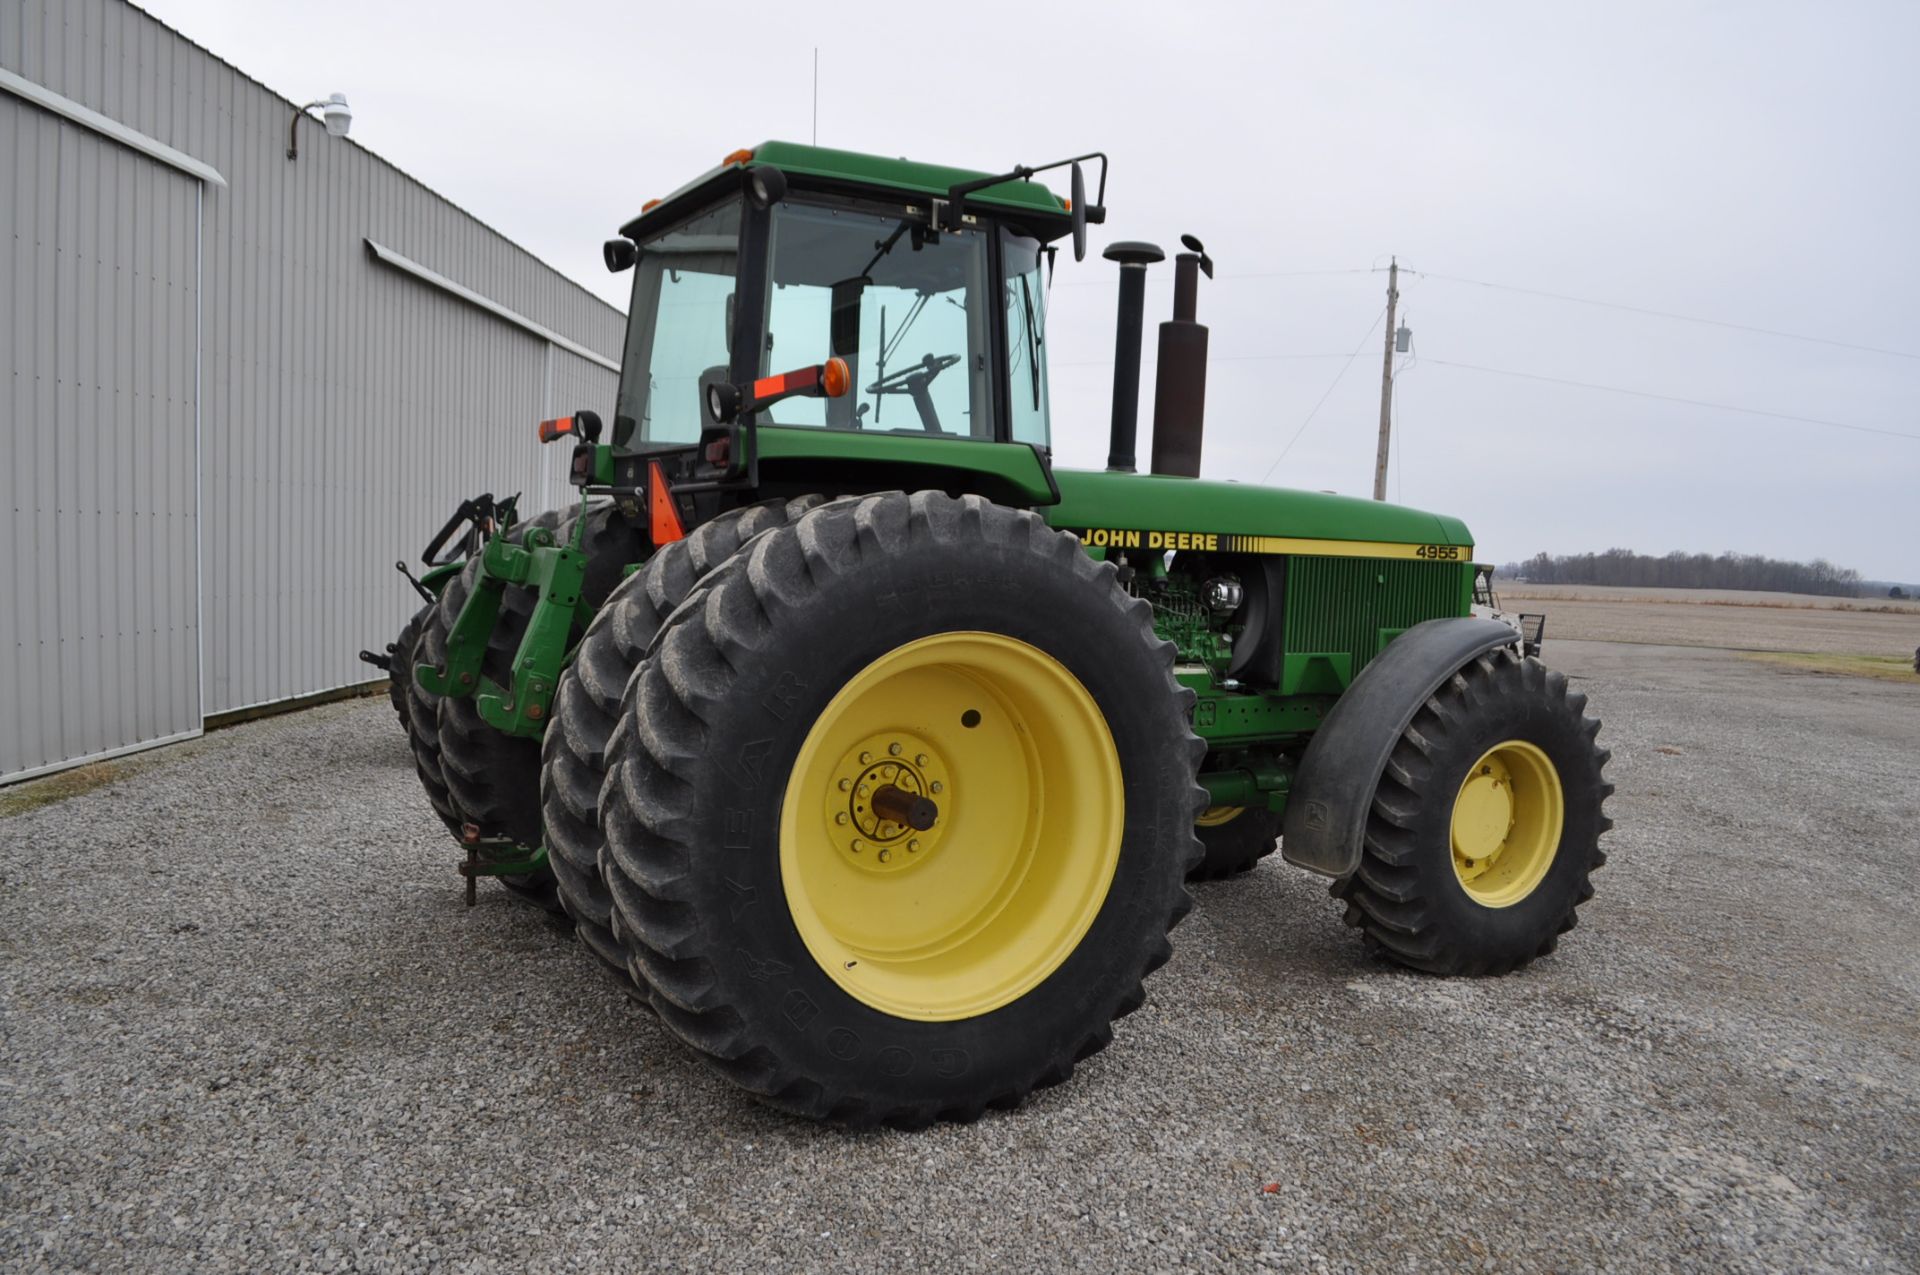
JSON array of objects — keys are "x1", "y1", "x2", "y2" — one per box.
[
  {"x1": 822, "y1": 356, "x2": 850, "y2": 398},
  {"x1": 721, "y1": 147, "x2": 755, "y2": 166},
  {"x1": 641, "y1": 198, "x2": 662, "y2": 212},
  {"x1": 648, "y1": 461, "x2": 685, "y2": 545},
  {"x1": 538, "y1": 416, "x2": 574, "y2": 443},
  {"x1": 751, "y1": 363, "x2": 822, "y2": 402},
  {"x1": 1061, "y1": 197, "x2": 1072, "y2": 211}
]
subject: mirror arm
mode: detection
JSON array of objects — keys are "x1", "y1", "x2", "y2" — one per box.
[{"x1": 941, "y1": 152, "x2": 1109, "y2": 230}]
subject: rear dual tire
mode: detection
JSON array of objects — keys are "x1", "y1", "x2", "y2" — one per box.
[
  {"x1": 541, "y1": 496, "x2": 826, "y2": 994},
  {"x1": 407, "y1": 502, "x2": 644, "y2": 907},
  {"x1": 595, "y1": 492, "x2": 1206, "y2": 1126},
  {"x1": 385, "y1": 604, "x2": 430, "y2": 732}
]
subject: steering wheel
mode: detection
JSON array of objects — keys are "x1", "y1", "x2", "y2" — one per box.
[{"x1": 865, "y1": 352, "x2": 962, "y2": 396}]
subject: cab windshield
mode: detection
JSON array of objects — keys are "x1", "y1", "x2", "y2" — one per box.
[
  {"x1": 761, "y1": 202, "x2": 995, "y2": 438},
  {"x1": 615, "y1": 202, "x2": 741, "y2": 448}
]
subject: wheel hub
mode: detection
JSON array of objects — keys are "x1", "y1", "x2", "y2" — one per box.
[
  {"x1": 1452, "y1": 761, "x2": 1516, "y2": 874},
  {"x1": 821, "y1": 731, "x2": 951, "y2": 871},
  {"x1": 1449, "y1": 739, "x2": 1565, "y2": 907}
]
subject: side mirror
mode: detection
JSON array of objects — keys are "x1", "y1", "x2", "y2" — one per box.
[
  {"x1": 603, "y1": 238, "x2": 636, "y2": 273},
  {"x1": 1070, "y1": 162, "x2": 1088, "y2": 262}
]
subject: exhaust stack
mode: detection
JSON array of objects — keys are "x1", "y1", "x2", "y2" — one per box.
[
  {"x1": 1102, "y1": 241, "x2": 1165, "y2": 472},
  {"x1": 1149, "y1": 235, "x2": 1214, "y2": 478}
]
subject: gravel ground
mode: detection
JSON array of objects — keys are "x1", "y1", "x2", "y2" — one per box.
[{"x1": 3, "y1": 640, "x2": 1916, "y2": 1273}]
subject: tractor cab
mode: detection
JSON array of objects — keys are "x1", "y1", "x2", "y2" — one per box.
[{"x1": 578, "y1": 142, "x2": 1093, "y2": 516}]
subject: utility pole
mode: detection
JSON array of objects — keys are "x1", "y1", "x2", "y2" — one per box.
[{"x1": 1372, "y1": 256, "x2": 1399, "y2": 501}]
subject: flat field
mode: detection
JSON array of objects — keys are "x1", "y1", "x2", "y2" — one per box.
[{"x1": 1499, "y1": 583, "x2": 1920, "y2": 656}]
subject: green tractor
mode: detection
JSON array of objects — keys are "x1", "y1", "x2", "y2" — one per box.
[{"x1": 404, "y1": 142, "x2": 1612, "y2": 1126}]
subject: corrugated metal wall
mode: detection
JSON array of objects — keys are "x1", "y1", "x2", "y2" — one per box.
[
  {"x1": 1, "y1": 0, "x2": 623, "y2": 780},
  {"x1": 1, "y1": 90, "x2": 204, "y2": 777}
]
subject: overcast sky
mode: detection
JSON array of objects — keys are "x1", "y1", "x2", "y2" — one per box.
[{"x1": 145, "y1": 0, "x2": 1920, "y2": 580}]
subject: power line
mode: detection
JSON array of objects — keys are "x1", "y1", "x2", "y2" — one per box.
[
  {"x1": 1051, "y1": 352, "x2": 1354, "y2": 369},
  {"x1": 1054, "y1": 266, "x2": 1374, "y2": 289},
  {"x1": 1423, "y1": 358, "x2": 1920, "y2": 442},
  {"x1": 1259, "y1": 304, "x2": 1387, "y2": 483},
  {"x1": 1407, "y1": 269, "x2": 1920, "y2": 362}
]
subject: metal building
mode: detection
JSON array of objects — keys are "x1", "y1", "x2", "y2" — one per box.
[{"x1": 1, "y1": 0, "x2": 622, "y2": 783}]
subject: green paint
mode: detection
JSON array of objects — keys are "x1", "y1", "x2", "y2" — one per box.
[
  {"x1": 1047, "y1": 469, "x2": 1472, "y2": 546},
  {"x1": 475, "y1": 535, "x2": 588, "y2": 738},
  {"x1": 1197, "y1": 759, "x2": 1292, "y2": 813},
  {"x1": 748, "y1": 142, "x2": 1068, "y2": 217},
  {"x1": 629, "y1": 141, "x2": 1069, "y2": 235},
  {"x1": 754, "y1": 426, "x2": 1058, "y2": 506},
  {"x1": 1179, "y1": 669, "x2": 1328, "y2": 743},
  {"x1": 417, "y1": 520, "x2": 588, "y2": 740},
  {"x1": 420, "y1": 561, "x2": 463, "y2": 595}
]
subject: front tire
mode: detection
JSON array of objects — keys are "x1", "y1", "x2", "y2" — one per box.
[
  {"x1": 599, "y1": 493, "x2": 1206, "y2": 1126},
  {"x1": 1189, "y1": 806, "x2": 1283, "y2": 881},
  {"x1": 1334, "y1": 647, "x2": 1611, "y2": 975}
]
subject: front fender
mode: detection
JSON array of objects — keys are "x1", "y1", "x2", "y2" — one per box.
[{"x1": 1280, "y1": 618, "x2": 1520, "y2": 878}]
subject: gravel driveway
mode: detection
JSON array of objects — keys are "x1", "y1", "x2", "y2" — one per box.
[{"x1": 3, "y1": 640, "x2": 1915, "y2": 1272}]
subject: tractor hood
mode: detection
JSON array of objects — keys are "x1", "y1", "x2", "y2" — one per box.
[{"x1": 1045, "y1": 470, "x2": 1473, "y2": 555}]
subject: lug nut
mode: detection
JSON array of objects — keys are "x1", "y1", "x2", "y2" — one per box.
[
  {"x1": 908, "y1": 839, "x2": 920, "y2": 853},
  {"x1": 916, "y1": 754, "x2": 929, "y2": 767},
  {"x1": 930, "y1": 781, "x2": 944, "y2": 794},
  {"x1": 835, "y1": 813, "x2": 848, "y2": 825},
  {"x1": 850, "y1": 839, "x2": 863, "y2": 853},
  {"x1": 838, "y1": 778, "x2": 851, "y2": 792},
  {"x1": 859, "y1": 751, "x2": 872, "y2": 764},
  {"x1": 878, "y1": 849, "x2": 892, "y2": 863},
  {"x1": 888, "y1": 742, "x2": 902, "y2": 756}
]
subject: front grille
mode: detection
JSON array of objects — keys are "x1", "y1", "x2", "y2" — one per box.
[{"x1": 1282, "y1": 557, "x2": 1463, "y2": 679}]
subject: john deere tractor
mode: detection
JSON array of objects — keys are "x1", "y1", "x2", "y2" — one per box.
[{"x1": 402, "y1": 142, "x2": 1612, "y2": 1127}]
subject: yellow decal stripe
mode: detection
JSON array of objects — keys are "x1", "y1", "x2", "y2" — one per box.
[
  {"x1": 1077, "y1": 528, "x2": 1472, "y2": 561},
  {"x1": 1219, "y1": 535, "x2": 1472, "y2": 561}
]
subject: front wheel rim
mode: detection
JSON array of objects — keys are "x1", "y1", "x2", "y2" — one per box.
[
  {"x1": 1196, "y1": 805, "x2": 1244, "y2": 828},
  {"x1": 1450, "y1": 739, "x2": 1565, "y2": 908},
  {"x1": 779, "y1": 632, "x2": 1124, "y2": 1021}
]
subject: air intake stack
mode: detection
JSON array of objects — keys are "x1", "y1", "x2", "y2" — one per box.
[
  {"x1": 1102, "y1": 241, "x2": 1165, "y2": 472},
  {"x1": 1149, "y1": 234, "x2": 1214, "y2": 478}
]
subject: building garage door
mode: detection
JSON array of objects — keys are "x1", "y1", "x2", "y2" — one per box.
[{"x1": 1, "y1": 91, "x2": 202, "y2": 781}]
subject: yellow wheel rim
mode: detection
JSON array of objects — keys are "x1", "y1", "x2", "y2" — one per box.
[
  {"x1": 1450, "y1": 739, "x2": 1564, "y2": 908},
  {"x1": 779, "y1": 632, "x2": 1124, "y2": 1022},
  {"x1": 1196, "y1": 805, "x2": 1244, "y2": 828}
]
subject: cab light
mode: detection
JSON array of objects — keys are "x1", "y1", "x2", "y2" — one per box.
[
  {"x1": 641, "y1": 198, "x2": 662, "y2": 212},
  {"x1": 821, "y1": 356, "x2": 850, "y2": 398},
  {"x1": 721, "y1": 147, "x2": 755, "y2": 166}
]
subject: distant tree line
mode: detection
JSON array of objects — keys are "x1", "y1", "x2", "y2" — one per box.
[{"x1": 1499, "y1": 549, "x2": 1865, "y2": 597}]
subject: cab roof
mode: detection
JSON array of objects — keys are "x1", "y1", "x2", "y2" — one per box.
[{"x1": 620, "y1": 140, "x2": 1071, "y2": 239}]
